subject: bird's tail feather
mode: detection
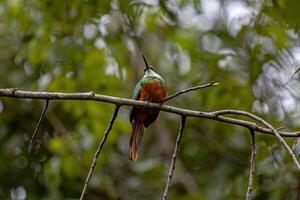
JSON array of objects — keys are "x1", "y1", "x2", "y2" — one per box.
[{"x1": 129, "y1": 121, "x2": 144, "y2": 161}]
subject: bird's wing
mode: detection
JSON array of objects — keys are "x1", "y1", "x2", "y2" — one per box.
[
  {"x1": 143, "y1": 110, "x2": 159, "y2": 128},
  {"x1": 129, "y1": 81, "x2": 142, "y2": 123}
]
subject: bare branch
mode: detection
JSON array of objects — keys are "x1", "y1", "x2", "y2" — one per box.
[
  {"x1": 246, "y1": 129, "x2": 256, "y2": 200},
  {"x1": 163, "y1": 116, "x2": 186, "y2": 200},
  {"x1": 163, "y1": 82, "x2": 218, "y2": 102},
  {"x1": 214, "y1": 110, "x2": 300, "y2": 170},
  {"x1": 0, "y1": 88, "x2": 299, "y2": 138},
  {"x1": 80, "y1": 105, "x2": 120, "y2": 200},
  {"x1": 28, "y1": 99, "x2": 49, "y2": 153},
  {"x1": 0, "y1": 88, "x2": 299, "y2": 196}
]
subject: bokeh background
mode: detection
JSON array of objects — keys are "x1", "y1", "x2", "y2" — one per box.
[{"x1": 0, "y1": 0, "x2": 300, "y2": 199}]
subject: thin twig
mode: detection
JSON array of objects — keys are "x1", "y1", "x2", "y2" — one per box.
[
  {"x1": 80, "y1": 105, "x2": 120, "y2": 200},
  {"x1": 246, "y1": 129, "x2": 256, "y2": 200},
  {"x1": 0, "y1": 88, "x2": 299, "y2": 137},
  {"x1": 276, "y1": 126, "x2": 285, "y2": 131},
  {"x1": 163, "y1": 116, "x2": 186, "y2": 200},
  {"x1": 28, "y1": 99, "x2": 49, "y2": 153},
  {"x1": 214, "y1": 110, "x2": 300, "y2": 171},
  {"x1": 291, "y1": 67, "x2": 300, "y2": 79},
  {"x1": 163, "y1": 82, "x2": 219, "y2": 102}
]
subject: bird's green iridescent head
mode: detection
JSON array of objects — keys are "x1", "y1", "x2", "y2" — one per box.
[{"x1": 131, "y1": 54, "x2": 166, "y2": 101}]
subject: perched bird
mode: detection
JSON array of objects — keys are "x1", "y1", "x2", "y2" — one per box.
[{"x1": 129, "y1": 54, "x2": 167, "y2": 161}]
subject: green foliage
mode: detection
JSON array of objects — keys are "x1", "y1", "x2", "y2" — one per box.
[{"x1": 0, "y1": 0, "x2": 300, "y2": 199}]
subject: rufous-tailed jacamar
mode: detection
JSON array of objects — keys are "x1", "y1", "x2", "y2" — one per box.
[{"x1": 129, "y1": 54, "x2": 167, "y2": 161}]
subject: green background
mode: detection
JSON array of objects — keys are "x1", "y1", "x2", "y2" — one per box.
[{"x1": 0, "y1": 0, "x2": 300, "y2": 199}]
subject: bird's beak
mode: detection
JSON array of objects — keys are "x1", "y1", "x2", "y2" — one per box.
[{"x1": 142, "y1": 53, "x2": 150, "y2": 70}]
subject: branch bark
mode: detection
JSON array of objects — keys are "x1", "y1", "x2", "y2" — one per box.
[
  {"x1": 0, "y1": 88, "x2": 299, "y2": 137},
  {"x1": 163, "y1": 116, "x2": 186, "y2": 200},
  {"x1": 246, "y1": 129, "x2": 256, "y2": 200},
  {"x1": 80, "y1": 105, "x2": 120, "y2": 200}
]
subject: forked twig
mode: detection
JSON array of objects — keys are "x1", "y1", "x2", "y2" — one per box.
[
  {"x1": 214, "y1": 110, "x2": 300, "y2": 170},
  {"x1": 246, "y1": 129, "x2": 256, "y2": 200},
  {"x1": 80, "y1": 105, "x2": 120, "y2": 200},
  {"x1": 163, "y1": 116, "x2": 186, "y2": 200},
  {"x1": 28, "y1": 99, "x2": 49, "y2": 152},
  {"x1": 163, "y1": 82, "x2": 219, "y2": 102}
]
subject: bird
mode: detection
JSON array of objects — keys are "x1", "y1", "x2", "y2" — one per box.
[{"x1": 129, "y1": 54, "x2": 167, "y2": 161}]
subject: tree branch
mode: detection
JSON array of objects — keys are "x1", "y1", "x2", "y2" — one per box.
[
  {"x1": 163, "y1": 82, "x2": 219, "y2": 102},
  {"x1": 246, "y1": 129, "x2": 256, "y2": 200},
  {"x1": 28, "y1": 99, "x2": 49, "y2": 153},
  {"x1": 214, "y1": 110, "x2": 300, "y2": 170},
  {"x1": 1, "y1": 88, "x2": 299, "y2": 197},
  {"x1": 163, "y1": 116, "x2": 186, "y2": 200},
  {"x1": 80, "y1": 105, "x2": 120, "y2": 200},
  {"x1": 0, "y1": 88, "x2": 299, "y2": 138}
]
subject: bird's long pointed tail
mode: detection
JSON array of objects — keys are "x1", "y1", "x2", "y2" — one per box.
[{"x1": 129, "y1": 121, "x2": 144, "y2": 161}]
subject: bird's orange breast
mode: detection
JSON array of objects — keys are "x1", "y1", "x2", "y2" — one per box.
[{"x1": 139, "y1": 81, "x2": 167, "y2": 103}]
